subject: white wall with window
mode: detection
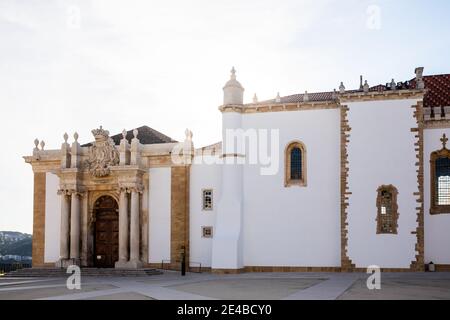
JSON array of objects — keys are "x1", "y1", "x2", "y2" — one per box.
[
  {"x1": 240, "y1": 108, "x2": 341, "y2": 267},
  {"x1": 346, "y1": 98, "x2": 418, "y2": 268},
  {"x1": 190, "y1": 156, "x2": 221, "y2": 268},
  {"x1": 424, "y1": 128, "x2": 450, "y2": 264}
]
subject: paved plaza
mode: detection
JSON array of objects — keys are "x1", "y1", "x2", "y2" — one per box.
[{"x1": 0, "y1": 271, "x2": 450, "y2": 300}]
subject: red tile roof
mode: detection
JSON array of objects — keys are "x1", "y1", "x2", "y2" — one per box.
[
  {"x1": 416, "y1": 74, "x2": 450, "y2": 109},
  {"x1": 252, "y1": 73, "x2": 450, "y2": 109},
  {"x1": 260, "y1": 91, "x2": 335, "y2": 104}
]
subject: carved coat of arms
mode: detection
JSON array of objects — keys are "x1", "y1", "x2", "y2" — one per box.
[{"x1": 85, "y1": 126, "x2": 120, "y2": 177}]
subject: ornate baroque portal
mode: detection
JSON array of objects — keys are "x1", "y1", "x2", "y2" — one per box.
[{"x1": 57, "y1": 127, "x2": 147, "y2": 269}]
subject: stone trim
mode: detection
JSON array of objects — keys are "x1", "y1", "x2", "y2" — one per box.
[
  {"x1": 375, "y1": 185, "x2": 399, "y2": 234},
  {"x1": 352, "y1": 267, "x2": 413, "y2": 273},
  {"x1": 339, "y1": 89, "x2": 424, "y2": 103},
  {"x1": 244, "y1": 266, "x2": 341, "y2": 272},
  {"x1": 410, "y1": 101, "x2": 425, "y2": 271},
  {"x1": 219, "y1": 101, "x2": 339, "y2": 114},
  {"x1": 211, "y1": 268, "x2": 245, "y2": 274},
  {"x1": 435, "y1": 264, "x2": 450, "y2": 271},
  {"x1": 170, "y1": 166, "x2": 190, "y2": 271},
  {"x1": 32, "y1": 172, "x2": 46, "y2": 267},
  {"x1": 424, "y1": 120, "x2": 450, "y2": 129},
  {"x1": 284, "y1": 141, "x2": 307, "y2": 187},
  {"x1": 429, "y1": 136, "x2": 450, "y2": 215},
  {"x1": 209, "y1": 266, "x2": 414, "y2": 273},
  {"x1": 340, "y1": 105, "x2": 355, "y2": 271}
]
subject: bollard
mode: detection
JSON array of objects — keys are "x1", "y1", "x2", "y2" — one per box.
[{"x1": 181, "y1": 245, "x2": 186, "y2": 276}]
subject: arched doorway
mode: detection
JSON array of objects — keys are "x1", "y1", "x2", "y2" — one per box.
[{"x1": 93, "y1": 195, "x2": 119, "y2": 268}]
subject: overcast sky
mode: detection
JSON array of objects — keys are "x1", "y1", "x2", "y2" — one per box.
[{"x1": 1, "y1": 0, "x2": 449, "y2": 233}]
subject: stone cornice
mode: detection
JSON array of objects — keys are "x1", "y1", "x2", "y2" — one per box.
[
  {"x1": 424, "y1": 120, "x2": 450, "y2": 129},
  {"x1": 219, "y1": 101, "x2": 339, "y2": 114},
  {"x1": 219, "y1": 89, "x2": 425, "y2": 114},
  {"x1": 338, "y1": 89, "x2": 425, "y2": 103}
]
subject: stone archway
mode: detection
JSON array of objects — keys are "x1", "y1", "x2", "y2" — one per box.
[{"x1": 93, "y1": 195, "x2": 119, "y2": 268}]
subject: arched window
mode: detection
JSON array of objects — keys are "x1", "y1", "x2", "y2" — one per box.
[
  {"x1": 285, "y1": 141, "x2": 307, "y2": 187},
  {"x1": 430, "y1": 133, "x2": 450, "y2": 214},
  {"x1": 376, "y1": 185, "x2": 399, "y2": 234}
]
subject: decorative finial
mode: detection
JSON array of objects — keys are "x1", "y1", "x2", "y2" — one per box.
[
  {"x1": 63, "y1": 132, "x2": 68, "y2": 143},
  {"x1": 363, "y1": 80, "x2": 369, "y2": 93},
  {"x1": 441, "y1": 133, "x2": 448, "y2": 149},
  {"x1": 332, "y1": 89, "x2": 337, "y2": 99},
  {"x1": 40, "y1": 140, "x2": 45, "y2": 150},
  {"x1": 122, "y1": 129, "x2": 127, "y2": 139},
  {"x1": 339, "y1": 82, "x2": 345, "y2": 94},
  {"x1": 185, "y1": 128, "x2": 193, "y2": 140},
  {"x1": 230, "y1": 66, "x2": 236, "y2": 80},
  {"x1": 303, "y1": 91, "x2": 309, "y2": 102},
  {"x1": 253, "y1": 93, "x2": 258, "y2": 103},
  {"x1": 34, "y1": 138, "x2": 39, "y2": 149},
  {"x1": 133, "y1": 128, "x2": 138, "y2": 139},
  {"x1": 390, "y1": 79, "x2": 396, "y2": 90},
  {"x1": 74, "y1": 132, "x2": 79, "y2": 142},
  {"x1": 415, "y1": 67, "x2": 425, "y2": 89},
  {"x1": 275, "y1": 92, "x2": 281, "y2": 103}
]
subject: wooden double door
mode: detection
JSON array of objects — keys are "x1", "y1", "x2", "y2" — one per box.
[{"x1": 94, "y1": 196, "x2": 119, "y2": 268}]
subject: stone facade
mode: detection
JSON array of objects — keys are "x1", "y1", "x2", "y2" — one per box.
[
  {"x1": 25, "y1": 127, "x2": 192, "y2": 269},
  {"x1": 24, "y1": 67, "x2": 450, "y2": 272}
]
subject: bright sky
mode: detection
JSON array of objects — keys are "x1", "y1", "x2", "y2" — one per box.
[{"x1": 1, "y1": 0, "x2": 449, "y2": 233}]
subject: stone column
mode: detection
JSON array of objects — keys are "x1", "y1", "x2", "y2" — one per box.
[
  {"x1": 70, "y1": 192, "x2": 81, "y2": 261},
  {"x1": 129, "y1": 188, "x2": 143, "y2": 268},
  {"x1": 59, "y1": 191, "x2": 70, "y2": 262},
  {"x1": 115, "y1": 188, "x2": 129, "y2": 268}
]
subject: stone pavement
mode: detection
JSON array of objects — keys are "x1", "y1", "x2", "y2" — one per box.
[{"x1": 0, "y1": 271, "x2": 450, "y2": 300}]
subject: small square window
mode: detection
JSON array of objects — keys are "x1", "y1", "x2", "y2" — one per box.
[
  {"x1": 381, "y1": 206, "x2": 386, "y2": 215},
  {"x1": 202, "y1": 226, "x2": 213, "y2": 238},
  {"x1": 202, "y1": 189, "x2": 213, "y2": 210}
]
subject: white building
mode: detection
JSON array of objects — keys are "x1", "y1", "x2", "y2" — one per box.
[{"x1": 24, "y1": 67, "x2": 450, "y2": 272}]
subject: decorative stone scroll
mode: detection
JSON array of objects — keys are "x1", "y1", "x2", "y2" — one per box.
[{"x1": 85, "y1": 126, "x2": 120, "y2": 177}]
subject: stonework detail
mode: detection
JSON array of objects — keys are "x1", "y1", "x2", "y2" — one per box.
[
  {"x1": 170, "y1": 166, "x2": 190, "y2": 270},
  {"x1": 376, "y1": 185, "x2": 399, "y2": 234},
  {"x1": 429, "y1": 133, "x2": 450, "y2": 215},
  {"x1": 340, "y1": 105, "x2": 355, "y2": 271},
  {"x1": 85, "y1": 127, "x2": 120, "y2": 178},
  {"x1": 410, "y1": 101, "x2": 425, "y2": 271},
  {"x1": 32, "y1": 172, "x2": 46, "y2": 267}
]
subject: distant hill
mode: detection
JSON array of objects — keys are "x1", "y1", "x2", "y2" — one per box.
[{"x1": 0, "y1": 231, "x2": 32, "y2": 256}]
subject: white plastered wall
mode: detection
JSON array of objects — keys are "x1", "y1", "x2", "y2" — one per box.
[
  {"x1": 424, "y1": 127, "x2": 450, "y2": 264},
  {"x1": 346, "y1": 98, "x2": 418, "y2": 268},
  {"x1": 148, "y1": 167, "x2": 171, "y2": 264},
  {"x1": 240, "y1": 108, "x2": 341, "y2": 267},
  {"x1": 189, "y1": 155, "x2": 222, "y2": 267},
  {"x1": 44, "y1": 172, "x2": 61, "y2": 263}
]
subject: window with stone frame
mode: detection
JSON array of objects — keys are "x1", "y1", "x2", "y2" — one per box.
[
  {"x1": 376, "y1": 185, "x2": 399, "y2": 234},
  {"x1": 430, "y1": 133, "x2": 450, "y2": 214},
  {"x1": 202, "y1": 226, "x2": 213, "y2": 238},
  {"x1": 285, "y1": 141, "x2": 307, "y2": 187},
  {"x1": 202, "y1": 189, "x2": 213, "y2": 210}
]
